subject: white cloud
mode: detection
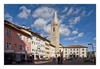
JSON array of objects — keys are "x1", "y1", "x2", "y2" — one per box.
[
  {"x1": 4, "y1": 13, "x2": 13, "y2": 22},
  {"x1": 74, "y1": 40, "x2": 77, "y2": 43},
  {"x1": 32, "y1": 18, "x2": 47, "y2": 30},
  {"x1": 81, "y1": 10, "x2": 86, "y2": 17},
  {"x1": 31, "y1": 7, "x2": 55, "y2": 37},
  {"x1": 62, "y1": 7, "x2": 68, "y2": 13},
  {"x1": 18, "y1": 6, "x2": 31, "y2": 19},
  {"x1": 43, "y1": 24, "x2": 51, "y2": 34},
  {"x1": 31, "y1": 6, "x2": 71, "y2": 37},
  {"x1": 72, "y1": 30, "x2": 78, "y2": 35},
  {"x1": 87, "y1": 10, "x2": 93, "y2": 16},
  {"x1": 32, "y1": 18, "x2": 51, "y2": 38},
  {"x1": 58, "y1": 15, "x2": 66, "y2": 24},
  {"x1": 69, "y1": 16, "x2": 81, "y2": 24},
  {"x1": 72, "y1": 8, "x2": 81, "y2": 15},
  {"x1": 78, "y1": 32, "x2": 84, "y2": 37},
  {"x1": 93, "y1": 37, "x2": 96, "y2": 40},
  {"x1": 60, "y1": 24, "x2": 71, "y2": 36},
  {"x1": 40, "y1": 31, "x2": 50, "y2": 39},
  {"x1": 31, "y1": 6, "x2": 85, "y2": 40},
  {"x1": 65, "y1": 36, "x2": 77, "y2": 40},
  {"x1": 65, "y1": 32, "x2": 84, "y2": 40},
  {"x1": 32, "y1": 7, "x2": 54, "y2": 21},
  {"x1": 68, "y1": 25, "x2": 74, "y2": 28},
  {"x1": 66, "y1": 7, "x2": 74, "y2": 16}
]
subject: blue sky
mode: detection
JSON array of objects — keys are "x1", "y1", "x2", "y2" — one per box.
[{"x1": 4, "y1": 4, "x2": 96, "y2": 51}]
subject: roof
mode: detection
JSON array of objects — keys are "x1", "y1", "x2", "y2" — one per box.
[
  {"x1": 63, "y1": 45, "x2": 87, "y2": 48},
  {"x1": 50, "y1": 44, "x2": 55, "y2": 47},
  {"x1": 5, "y1": 20, "x2": 51, "y2": 42},
  {"x1": 31, "y1": 31, "x2": 50, "y2": 42},
  {"x1": 4, "y1": 20, "x2": 31, "y2": 37}
]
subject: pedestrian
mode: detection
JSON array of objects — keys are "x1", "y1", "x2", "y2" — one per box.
[
  {"x1": 57, "y1": 56, "x2": 60, "y2": 64},
  {"x1": 60, "y1": 56, "x2": 63, "y2": 64}
]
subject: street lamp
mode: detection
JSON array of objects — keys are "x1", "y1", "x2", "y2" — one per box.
[
  {"x1": 88, "y1": 43, "x2": 96, "y2": 64},
  {"x1": 88, "y1": 43, "x2": 94, "y2": 55}
]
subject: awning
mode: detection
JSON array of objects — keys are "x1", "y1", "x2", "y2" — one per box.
[
  {"x1": 16, "y1": 51, "x2": 25, "y2": 54},
  {"x1": 4, "y1": 50, "x2": 14, "y2": 53}
]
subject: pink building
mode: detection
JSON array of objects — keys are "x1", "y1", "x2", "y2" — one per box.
[{"x1": 4, "y1": 20, "x2": 31, "y2": 62}]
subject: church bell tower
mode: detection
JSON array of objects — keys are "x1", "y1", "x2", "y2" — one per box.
[{"x1": 50, "y1": 11, "x2": 60, "y2": 55}]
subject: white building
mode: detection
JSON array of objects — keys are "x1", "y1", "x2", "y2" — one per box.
[
  {"x1": 45, "y1": 40, "x2": 50, "y2": 58},
  {"x1": 31, "y1": 32, "x2": 45, "y2": 60},
  {"x1": 63, "y1": 45, "x2": 88, "y2": 59},
  {"x1": 49, "y1": 44, "x2": 55, "y2": 57}
]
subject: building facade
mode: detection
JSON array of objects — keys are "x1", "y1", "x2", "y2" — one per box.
[
  {"x1": 49, "y1": 44, "x2": 55, "y2": 58},
  {"x1": 45, "y1": 39, "x2": 50, "y2": 59},
  {"x1": 63, "y1": 45, "x2": 88, "y2": 59},
  {"x1": 4, "y1": 20, "x2": 31, "y2": 61},
  {"x1": 31, "y1": 32, "x2": 45, "y2": 60}
]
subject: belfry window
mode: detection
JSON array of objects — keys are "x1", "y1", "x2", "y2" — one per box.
[{"x1": 53, "y1": 27, "x2": 55, "y2": 31}]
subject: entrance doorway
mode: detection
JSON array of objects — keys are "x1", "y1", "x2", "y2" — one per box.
[
  {"x1": 16, "y1": 54, "x2": 21, "y2": 62},
  {"x1": 76, "y1": 55, "x2": 79, "y2": 58}
]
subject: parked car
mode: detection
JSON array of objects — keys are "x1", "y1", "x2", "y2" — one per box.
[
  {"x1": 84, "y1": 58, "x2": 90, "y2": 62},
  {"x1": 67, "y1": 57, "x2": 73, "y2": 60},
  {"x1": 90, "y1": 57, "x2": 94, "y2": 63}
]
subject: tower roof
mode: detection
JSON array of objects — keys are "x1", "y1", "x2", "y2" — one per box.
[{"x1": 53, "y1": 11, "x2": 58, "y2": 24}]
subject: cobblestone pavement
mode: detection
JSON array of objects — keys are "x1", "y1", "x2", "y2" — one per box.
[{"x1": 7, "y1": 58, "x2": 95, "y2": 65}]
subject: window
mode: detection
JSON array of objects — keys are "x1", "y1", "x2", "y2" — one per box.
[
  {"x1": 26, "y1": 37, "x2": 30, "y2": 42},
  {"x1": 36, "y1": 42, "x2": 40, "y2": 45},
  {"x1": 82, "y1": 55, "x2": 84, "y2": 58},
  {"x1": 18, "y1": 45, "x2": 24, "y2": 50},
  {"x1": 59, "y1": 50, "x2": 61, "y2": 52},
  {"x1": 74, "y1": 49, "x2": 75, "y2": 51},
  {"x1": 6, "y1": 29, "x2": 11, "y2": 36},
  {"x1": 65, "y1": 55, "x2": 67, "y2": 57},
  {"x1": 32, "y1": 49, "x2": 34, "y2": 51},
  {"x1": 53, "y1": 27, "x2": 55, "y2": 31},
  {"x1": 18, "y1": 34, "x2": 23, "y2": 40},
  {"x1": 34, "y1": 42, "x2": 35, "y2": 45},
  {"x1": 77, "y1": 52, "x2": 78, "y2": 54},
  {"x1": 6, "y1": 42, "x2": 11, "y2": 49},
  {"x1": 27, "y1": 47, "x2": 29, "y2": 51},
  {"x1": 36, "y1": 37, "x2": 40, "y2": 41},
  {"x1": 32, "y1": 41, "x2": 35, "y2": 44},
  {"x1": 32, "y1": 41, "x2": 33, "y2": 44},
  {"x1": 65, "y1": 52, "x2": 67, "y2": 54},
  {"x1": 41, "y1": 45, "x2": 44, "y2": 47},
  {"x1": 82, "y1": 49, "x2": 84, "y2": 51},
  {"x1": 70, "y1": 49, "x2": 72, "y2": 51},
  {"x1": 65, "y1": 49, "x2": 67, "y2": 51},
  {"x1": 82, "y1": 52, "x2": 84, "y2": 54},
  {"x1": 70, "y1": 52, "x2": 72, "y2": 54},
  {"x1": 77, "y1": 49, "x2": 78, "y2": 51},
  {"x1": 32, "y1": 49, "x2": 35, "y2": 52}
]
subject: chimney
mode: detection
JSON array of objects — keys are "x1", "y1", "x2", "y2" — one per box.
[
  {"x1": 27, "y1": 28, "x2": 32, "y2": 31},
  {"x1": 36, "y1": 32, "x2": 40, "y2": 36},
  {"x1": 22, "y1": 24, "x2": 26, "y2": 28}
]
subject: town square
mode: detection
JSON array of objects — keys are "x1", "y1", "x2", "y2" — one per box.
[{"x1": 4, "y1": 4, "x2": 96, "y2": 65}]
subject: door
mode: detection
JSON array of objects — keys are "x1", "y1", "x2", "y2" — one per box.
[{"x1": 16, "y1": 54, "x2": 20, "y2": 61}]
